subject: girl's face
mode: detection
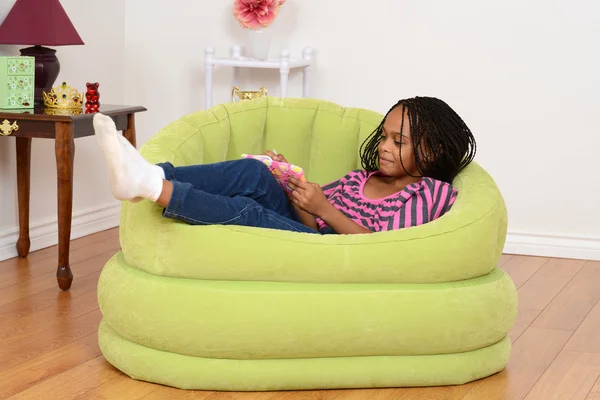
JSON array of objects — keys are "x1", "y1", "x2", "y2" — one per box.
[{"x1": 378, "y1": 106, "x2": 420, "y2": 178}]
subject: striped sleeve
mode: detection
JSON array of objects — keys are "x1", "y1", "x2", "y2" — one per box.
[
  {"x1": 427, "y1": 178, "x2": 458, "y2": 220},
  {"x1": 441, "y1": 188, "x2": 459, "y2": 215}
]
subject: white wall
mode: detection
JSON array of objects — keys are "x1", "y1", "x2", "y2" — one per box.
[
  {"x1": 0, "y1": 0, "x2": 125, "y2": 260},
  {"x1": 124, "y1": 0, "x2": 600, "y2": 260}
]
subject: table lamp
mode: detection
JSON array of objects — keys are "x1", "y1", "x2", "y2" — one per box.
[{"x1": 0, "y1": 0, "x2": 84, "y2": 105}]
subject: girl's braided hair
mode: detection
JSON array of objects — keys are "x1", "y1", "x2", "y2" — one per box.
[{"x1": 359, "y1": 96, "x2": 477, "y2": 183}]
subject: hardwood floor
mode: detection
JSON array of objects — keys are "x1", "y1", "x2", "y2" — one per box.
[{"x1": 1, "y1": 228, "x2": 599, "y2": 400}]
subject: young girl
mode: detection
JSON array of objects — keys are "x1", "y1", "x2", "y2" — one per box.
[{"x1": 93, "y1": 96, "x2": 476, "y2": 235}]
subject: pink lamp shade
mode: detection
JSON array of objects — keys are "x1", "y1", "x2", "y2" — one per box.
[
  {"x1": 0, "y1": 0, "x2": 85, "y2": 106},
  {"x1": 0, "y1": 0, "x2": 84, "y2": 46}
]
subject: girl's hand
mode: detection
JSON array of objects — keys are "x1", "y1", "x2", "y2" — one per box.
[
  {"x1": 287, "y1": 177, "x2": 331, "y2": 217},
  {"x1": 264, "y1": 150, "x2": 288, "y2": 163}
]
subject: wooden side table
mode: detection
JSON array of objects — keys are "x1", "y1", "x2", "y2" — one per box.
[{"x1": 0, "y1": 104, "x2": 146, "y2": 290}]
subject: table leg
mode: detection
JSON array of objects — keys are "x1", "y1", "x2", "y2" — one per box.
[
  {"x1": 15, "y1": 137, "x2": 31, "y2": 257},
  {"x1": 123, "y1": 113, "x2": 137, "y2": 148},
  {"x1": 55, "y1": 122, "x2": 75, "y2": 291}
]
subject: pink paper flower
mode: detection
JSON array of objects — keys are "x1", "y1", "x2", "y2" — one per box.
[{"x1": 233, "y1": 0, "x2": 285, "y2": 30}]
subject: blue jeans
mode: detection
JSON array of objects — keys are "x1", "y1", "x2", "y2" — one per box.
[{"x1": 158, "y1": 159, "x2": 332, "y2": 234}]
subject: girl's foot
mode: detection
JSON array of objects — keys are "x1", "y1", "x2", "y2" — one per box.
[{"x1": 93, "y1": 113, "x2": 165, "y2": 202}]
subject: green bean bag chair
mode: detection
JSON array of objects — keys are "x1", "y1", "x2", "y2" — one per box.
[{"x1": 98, "y1": 96, "x2": 517, "y2": 391}]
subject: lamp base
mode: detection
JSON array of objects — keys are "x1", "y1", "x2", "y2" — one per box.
[{"x1": 19, "y1": 45, "x2": 60, "y2": 106}]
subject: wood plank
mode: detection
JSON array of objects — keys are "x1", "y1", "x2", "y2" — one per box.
[
  {"x1": 586, "y1": 377, "x2": 600, "y2": 400},
  {"x1": 0, "y1": 333, "x2": 100, "y2": 398},
  {"x1": 565, "y1": 295, "x2": 600, "y2": 354},
  {"x1": 533, "y1": 262, "x2": 600, "y2": 331},
  {"x1": 330, "y1": 385, "x2": 472, "y2": 400},
  {"x1": 510, "y1": 308, "x2": 542, "y2": 343},
  {"x1": 206, "y1": 392, "x2": 276, "y2": 400},
  {"x1": 7, "y1": 356, "x2": 120, "y2": 400},
  {"x1": 0, "y1": 269, "x2": 101, "y2": 326},
  {"x1": 140, "y1": 386, "x2": 215, "y2": 400},
  {"x1": 0, "y1": 247, "x2": 117, "y2": 307},
  {"x1": 0, "y1": 228, "x2": 118, "y2": 286},
  {"x1": 268, "y1": 390, "x2": 342, "y2": 400},
  {"x1": 0, "y1": 288, "x2": 100, "y2": 347},
  {"x1": 499, "y1": 255, "x2": 513, "y2": 267},
  {"x1": 517, "y1": 258, "x2": 585, "y2": 310},
  {"x1": 501, "y1": 256, "x2": 549, "y2": 288},
  {"x1": 0, "y1": 308, "x2": 102, "y2": 374},
  {"x1": 461, "y1": 327, "x2": 573, "y2": 400},
  {"x1": 525, "y1": 351, "x2": 600, "y2": 400},
  {"x1": 137, "y1": 385, "x2": 471, "y2": 400},
  {"x1": 71, "y1": 373, "x2": 158, "y2": 400}
]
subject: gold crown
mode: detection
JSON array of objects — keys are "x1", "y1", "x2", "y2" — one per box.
[
  {"x1": 232, "y1": 86, "x2": 267, "y2": 102},
  {"x1": 42, "y1": 82, "x2": 84, "y2": 111}
]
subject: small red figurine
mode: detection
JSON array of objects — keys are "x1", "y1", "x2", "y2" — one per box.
[{"x1": 85, "y1": 82, "x2": 100, "y2": 113}]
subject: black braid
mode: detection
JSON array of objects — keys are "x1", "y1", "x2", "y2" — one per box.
[{"x1": 359, "y1": 96, "x2": 477, "y2": 183}]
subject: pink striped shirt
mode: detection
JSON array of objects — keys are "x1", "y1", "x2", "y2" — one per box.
[{"x1": 316, "y1": 170, "x2": 458, "y2": 232}]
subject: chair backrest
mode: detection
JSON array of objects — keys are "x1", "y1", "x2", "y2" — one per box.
[
  {"x1": 139, "y1": 96, "x2": 383, "y2": 185},
  {"x1": 122, "y1": 96, "x2": 506, "y2": 277}
]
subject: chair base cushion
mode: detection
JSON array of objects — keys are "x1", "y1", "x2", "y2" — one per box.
[
  {"x1": 99, "y1": 321, "x2": 511, "y2": 391},
  {"x1": 97, "y1": 253, "x2": 517, "y2": 390}
]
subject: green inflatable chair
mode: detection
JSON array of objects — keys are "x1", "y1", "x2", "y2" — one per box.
[{"x1": 97, "y1": 97, "x2": 518, "y2": 391}]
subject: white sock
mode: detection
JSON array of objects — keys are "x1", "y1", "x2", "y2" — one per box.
[{"x1": 93, "y1": 113, "x2": 165, "y2": 202}]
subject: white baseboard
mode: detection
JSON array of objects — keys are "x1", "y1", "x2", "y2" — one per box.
[
  {"x1": 2, "y1": 207, "x2": 598, "y2": 262},
  {"x1": 505, "y1": 231, "x2": 600, "y2": 261},
  {"x1": 0, "y1": 203, "x2": 121, "y2": 262}
]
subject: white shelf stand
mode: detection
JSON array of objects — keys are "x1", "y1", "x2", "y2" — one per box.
[{"x1": 204, "y1": 45, "x2": 313, "y2": 109}]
